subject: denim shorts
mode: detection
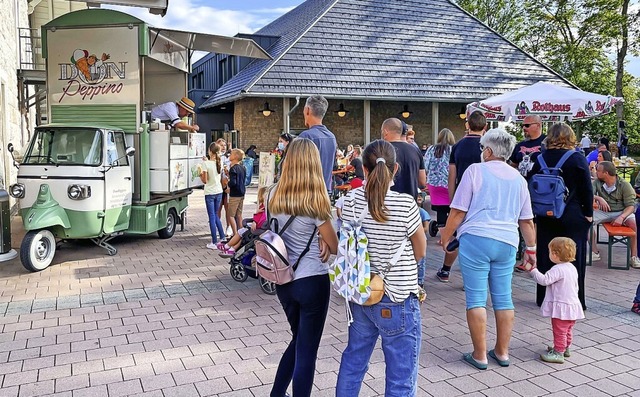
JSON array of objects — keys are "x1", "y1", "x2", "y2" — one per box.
[{"x1": 458, "y1": 234, "x2": 516, "y2": 311}]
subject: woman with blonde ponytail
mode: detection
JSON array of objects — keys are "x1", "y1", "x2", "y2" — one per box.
[
  {"x1": 336, "y1": 139, "x2": 426, "y2": 396},
  {"x1": 268, "y1": 138, "x2": 338, "y2": 397}
]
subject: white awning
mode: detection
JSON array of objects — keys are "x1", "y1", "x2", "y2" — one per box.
[{"x1": 149, "y1": 28, "x2": 272, "y2": 60}]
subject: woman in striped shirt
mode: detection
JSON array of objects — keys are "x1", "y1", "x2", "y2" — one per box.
[{"x1": 336, "y1": 139, "x2": 427, "y2": 397}]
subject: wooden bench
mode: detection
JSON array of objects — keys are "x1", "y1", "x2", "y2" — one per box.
[{"x1": 592, "y1": 222, "x2": 636, "y2": 270}]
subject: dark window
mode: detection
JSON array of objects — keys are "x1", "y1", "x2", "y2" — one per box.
[{"x1": 219, "y1": 58, "x2": 228, "y2": 87}]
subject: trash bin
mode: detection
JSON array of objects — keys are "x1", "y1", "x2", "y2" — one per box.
[{"x1": 0, "y1": 189, "x2": 16, "y2": 261}]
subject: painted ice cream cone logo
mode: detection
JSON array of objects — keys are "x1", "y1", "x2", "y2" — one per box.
[{"x1": 71, "y1": 49, "x2": 110, "y2": 84}]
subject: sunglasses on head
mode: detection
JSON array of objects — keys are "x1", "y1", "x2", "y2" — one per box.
[{"x1": 523, "y1": 123, "x2": 540, "y2": 128}]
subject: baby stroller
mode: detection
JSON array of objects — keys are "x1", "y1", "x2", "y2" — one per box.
[
  {"x1": 228, "y1": 219, "x2": 277, "y2": 295},
  {"x1": 423, "y1": 187, "x2": 451, "y2": 237}
]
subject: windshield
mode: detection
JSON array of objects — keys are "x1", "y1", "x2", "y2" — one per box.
[{"x1": 23, "y1": 128, "x2": 103, "y2": 166}]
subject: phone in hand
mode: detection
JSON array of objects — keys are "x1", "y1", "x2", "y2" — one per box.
[{"x1": 446, "y1": 238, "x2": 459, "y2": 252}]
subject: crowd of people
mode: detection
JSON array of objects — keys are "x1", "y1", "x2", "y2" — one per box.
[{"x1": 198, "y1": 95, "x2": 638, "y2": 396}]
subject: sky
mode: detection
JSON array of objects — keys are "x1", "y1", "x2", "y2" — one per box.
[{"x1": 107, "y1": 0, "x2": 640, "y2": 79}]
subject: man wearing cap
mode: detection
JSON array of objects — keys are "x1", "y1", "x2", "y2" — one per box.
[{"x1": 151, "y1": 97, "x2": 200, "y2": 133}]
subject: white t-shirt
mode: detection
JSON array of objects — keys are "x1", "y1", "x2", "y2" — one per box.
[
  {"x1": 341, "y1": 187, "x2": 421, "y2": 303},
  {"x1": 451, "y1": 161, "x2": 533, "y2": 248},
  {"x1": 203, "y1": 160, "x2": 223, "y2": 196},
  {"x1": 580, "y1": 136, "x2": 591, "y2": 149}
]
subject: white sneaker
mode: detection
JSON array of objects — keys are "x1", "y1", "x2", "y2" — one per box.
[
  {"x1": 591, "y1": 251, "x2": 601, "y2": 261},
  {"x1": 206, "y1": 243, "x2": 217, "y2": 250},
  {"x1": 631, "y1": 256, "x2": 640, "y2": 268}
]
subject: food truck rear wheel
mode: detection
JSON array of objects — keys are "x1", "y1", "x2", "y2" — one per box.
[
  {"x1": 158, "y1": 209, "x2": 178, "y2": 239},
  {"x1": 20, "y1": 230, "x2": 56, "y2": 272}
]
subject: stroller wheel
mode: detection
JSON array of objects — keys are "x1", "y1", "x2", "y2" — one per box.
[
  {"x1": 230, "y1": 263, "x2": 248, "y2": 282},
  {"x1": 428, "y1": 220, "x2": 439, "y2": 237},
  {"x1": 259, "y1": 276, "x2": 277, "y2": 295}
]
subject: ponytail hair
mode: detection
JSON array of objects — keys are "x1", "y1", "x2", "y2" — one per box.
[
  {"x1": 362, "y1": 140, "x2": 396, "y2": 222},
  {"x1": 208, "y1": 142, "x2": 221, "y2": 174}
]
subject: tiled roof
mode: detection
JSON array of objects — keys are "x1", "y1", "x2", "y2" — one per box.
[{"x1": 201, "y1": 0, "x2": 570, "y2": 109}]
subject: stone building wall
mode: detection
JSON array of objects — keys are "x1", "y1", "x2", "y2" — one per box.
[
  {"x1": 0, "y1": 0, "x2": 29, "y2": 191},
  {"x1": 234, "y1": 96, "x2": 468, "y2": 153}
]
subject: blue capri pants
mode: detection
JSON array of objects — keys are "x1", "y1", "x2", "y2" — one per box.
[{"x1": 458, "y1": 234, "x2": 516, "y2": 311}]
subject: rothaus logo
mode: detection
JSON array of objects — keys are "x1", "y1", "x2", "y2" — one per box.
[{"x1": 57, "y1": 49, "x2": 127, "y2": 103}]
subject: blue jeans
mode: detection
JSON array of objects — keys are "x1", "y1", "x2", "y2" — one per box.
[
  {"x1": 271, "y1": 275, "x2": 330, "y2": 397},
  {"x1": 336, "y1": 295, "x2": 421, "y2": 397},
  {"x1": 458, "y1": 234, "x2": 516, "y2": 310},
  {"x1": 204, "y1": 193, "x2": 225, "y2": 243},
  {"x1": 634, "y1": 283, "x2": 640, "y2": 304}
]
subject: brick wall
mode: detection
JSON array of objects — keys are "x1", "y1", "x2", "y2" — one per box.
[
  {"x1": 234, "y1": 97, "x2": 469, "y2": 152},
  {"x1": 438, "y1": 102, "x2": 468, "y2": 142}
]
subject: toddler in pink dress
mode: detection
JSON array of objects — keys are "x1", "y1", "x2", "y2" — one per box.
[{"x1": 527, "y1": 237, "x2": 584, "y2": 364}]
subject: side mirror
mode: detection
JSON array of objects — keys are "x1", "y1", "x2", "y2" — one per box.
[
  {"x1": 104, "y1": 147, "x2": 135, "y2": 172},
  {"x1": 7, "y1": 143, "x2": 19, "y2": 169}
]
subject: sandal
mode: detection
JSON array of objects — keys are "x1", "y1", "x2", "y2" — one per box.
[
  {"x1": 488, "y1": 349, "x2": 510, "y2": 367},
  {"x1": 462, "y1": 353, "x2": 487, "y2": 370}
]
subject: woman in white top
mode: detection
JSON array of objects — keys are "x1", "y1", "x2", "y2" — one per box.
[
  {"x1": 336, "y1": 139, "x2": 426, "y2": 397},
  {"x1": 439, "y1": 128, "x2": 537, "y2": 370},
  {"x1": 200, "y1": 143, "x2": 225, "y2": 249}
]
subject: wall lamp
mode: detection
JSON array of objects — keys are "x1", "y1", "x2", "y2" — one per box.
[
  {"x1": 335, "y1": 103, "x2": 350, "y2": 117},
  {"x1": 399, "y1": 104, "x2": 413, "y2": 119},
  {"x1": 458, "y1": 105, "x2": 467, "y2": 119},
  {"x1": 258, "y1": 102, "x2": 274, "y2": 117}
]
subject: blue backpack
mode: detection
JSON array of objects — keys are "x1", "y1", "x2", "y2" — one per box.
[{"x1": 528, "y1": 150, "x2": 575, "y2": 218}]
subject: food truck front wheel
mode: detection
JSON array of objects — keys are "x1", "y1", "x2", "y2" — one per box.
[
  {"x1": 158, "y1": 209, "x2": 178, "y2": 239},
  {"x1": 20, "y1": 229, "x2": 56, "y2": 272}
]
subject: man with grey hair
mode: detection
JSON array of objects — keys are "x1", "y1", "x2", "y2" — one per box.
[
  {"x1": 381, "y1": 118, "x2": 426, "y2": 200},
  {"x1": 299, "y1": 95, "x2": 337, "y2": 191},
  {"x1": 592, "y1": 161, "x2": 640, "y2": 267}
]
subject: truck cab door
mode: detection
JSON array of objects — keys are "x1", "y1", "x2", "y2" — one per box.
[{"x1": 103, "y1": 130, "x2": 132, "y2": 233}]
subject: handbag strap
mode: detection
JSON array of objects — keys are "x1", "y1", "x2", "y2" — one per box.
[
  {"x1": 378, "y1": 239, "x2": 408, "y2": 279},
  {"x1": 292, "y1": 226, "x2": 318, "y2": 271}
]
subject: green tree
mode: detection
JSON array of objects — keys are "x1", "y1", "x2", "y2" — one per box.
[{"x1": 456, "y1": 0, "x2": 640, "y2": 145}]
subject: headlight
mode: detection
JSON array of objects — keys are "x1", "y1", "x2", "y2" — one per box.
[
  {"x1": 67, "y1": 184, "x2": 91, "y2": 200},
  {"x1": 9, "y1": 183, "x2": 25, "y2": 198}
]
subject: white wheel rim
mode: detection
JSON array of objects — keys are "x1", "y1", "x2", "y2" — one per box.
[
  {"x1": 30, "y1": 230, "x2": 55, "y2": 270},
  {"x1": 166, "y1": 213, "x2": 175, "y2": 233}
]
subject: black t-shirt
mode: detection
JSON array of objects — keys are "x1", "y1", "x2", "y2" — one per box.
[
  {"x1": 509, "y1": 134, "x2": 546, "y2": 177},
  {"x1": 390, "y1": 141, "x2": 425, "y2": 199},
  {"x1": 350, "y1": 157, "x2": 365, "y2": 179},
  {"x1": 449, "y1": 134, "x2": 482, "y2": 186}
]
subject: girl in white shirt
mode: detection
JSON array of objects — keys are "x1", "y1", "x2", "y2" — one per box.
[
  {"x1": 336, "y1": 139, "x2": 426, "y2": 397},
  {"x1": 200, "y1": 143, "x2": 226, "y2": 249}
]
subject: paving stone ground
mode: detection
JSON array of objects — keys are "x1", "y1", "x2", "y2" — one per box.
[{"x1": 0, "y1": 186, "x2": 639, "y2": 396}]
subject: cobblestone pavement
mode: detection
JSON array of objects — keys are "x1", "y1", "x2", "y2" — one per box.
[{"x1": 0, "y1": 187, "x2": 639, "y2": 397}]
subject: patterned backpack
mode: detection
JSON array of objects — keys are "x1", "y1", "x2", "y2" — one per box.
[
  {"x1": 328, "y1": 199, "x2": 372, "y2": 324},
  {"x1": 329, "y1": 196, "x2": 409, "y2": 325}
]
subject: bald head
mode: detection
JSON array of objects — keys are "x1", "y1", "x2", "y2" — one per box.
[
  {"x1": 381, "y1": 118, "x2": 403, "y2": 142},
  {"x1": 523, "y1": 115, "x2": 542, "y2": 140}
]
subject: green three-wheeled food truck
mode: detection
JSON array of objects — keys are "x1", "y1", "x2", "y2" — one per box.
[{"x1": 9, "y1": 9, "x2": 270, "y2": 271}]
